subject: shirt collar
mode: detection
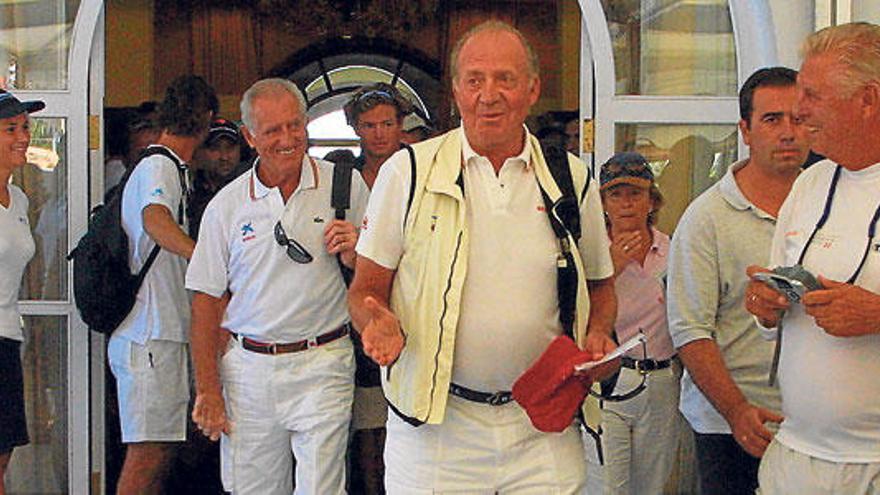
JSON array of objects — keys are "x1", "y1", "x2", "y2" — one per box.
[
  {"x1": 719, "y1": 158, "x2": 775, "y2": 220},
  {"x1": 459, "y1": 125, "x2": 532, "y2": 170},
  {"x1": 249, "y1": 154, "x2": 318, "y2": 201}
]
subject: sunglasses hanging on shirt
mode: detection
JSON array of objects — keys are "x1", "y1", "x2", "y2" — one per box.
[{"x1": 274, "y1": 221, "x2": 313, "y2": 264}]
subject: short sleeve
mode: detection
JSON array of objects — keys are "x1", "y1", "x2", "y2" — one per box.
[
  {"x1": 355, "y1": 150, "x2": 411, "y2": 270},
  {"x1": 577, "y1": 178, "x2": 614, "y2": 280},
  {"x1": 134, "y1": 156, "x2": 183, "y2": 218},
  {"x1": 667, "y1": 202, "x2": 721, "y2": 348},
  {"x1": 186, "y1": 200, "x2": 230, "y2": 298}
]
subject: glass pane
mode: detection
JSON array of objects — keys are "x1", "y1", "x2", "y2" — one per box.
[
  {"x1": 308, "y1": 110, "x2": 358, "y2": 140},
  {"x1": 7, "y1": 315, "x2": 68, "y2": 495},
  {"x1": 615, "y1": 123, "x2": 737, "y2": 233},
  {"x1": 602, "y1": 0, "x2": 737, "y2": 96},
  {"x1": 12, "y1": 117, "x2": 68, "y2": 301},
  {"x1": 0, "y1": 1, "x2": 80, "y2": 90}
]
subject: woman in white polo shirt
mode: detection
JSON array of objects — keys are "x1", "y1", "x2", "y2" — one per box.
[{"x1": 0, "y1": 89, "x2": 43, "y2": 493}]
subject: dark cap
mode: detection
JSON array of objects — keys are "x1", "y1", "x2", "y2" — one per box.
[
  {"x1": 600, "y1": 152, "x2": 654, "y2": 191},
  {"x1": 0, "y1": 89, "x2": 45, "y2": 119},
  {"x1": 206, "y1": 118, "x2": 240, "y2": 145}
]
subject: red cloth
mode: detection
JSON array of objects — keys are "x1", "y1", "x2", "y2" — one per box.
[{"x1": 512, "y1": 335, "x2": 594, "y2": 433}]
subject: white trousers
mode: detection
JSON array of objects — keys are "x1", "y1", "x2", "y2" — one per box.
[
  {"x1": 385, "y1": 394, "x2": 587, "y2": 494},
  {"x1": 758, "y1": 438, "x2": 880, "y2": 495},
  {"x1": 219, "y1": 337, "x2": 354, "y2": 495},
  {"x1": 585, "y1": 364, "x2": 681, "y2": 495}
]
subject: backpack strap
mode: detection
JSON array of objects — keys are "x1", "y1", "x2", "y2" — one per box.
[
  {"x1": 138, "y1": 145, "x2": 187, "y2": 224},
  {"x1": 536, "y1": 142, "x2": 586, "y2": 340},
  {"x1": 330, "y1": 157, "x2": 355, "y2": 285}
]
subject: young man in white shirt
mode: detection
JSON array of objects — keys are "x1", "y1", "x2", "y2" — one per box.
[{"x1": 111, "y1": 75, "x2": 218, "y2": 494}]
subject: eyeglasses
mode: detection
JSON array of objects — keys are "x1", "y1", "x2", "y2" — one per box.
[{"x1": 274, "y1": 221, "x2": 313, "y2": 264}]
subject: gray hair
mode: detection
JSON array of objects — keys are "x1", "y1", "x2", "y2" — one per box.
[
  {"x1": 449, "y1": 20, "x2": 540, "y2": 82},
  {"x1": 240, "y1": 78, "x2": 307, "y2": 129},
  {"x1": 803, "y1": 22, "x2": 880, "y2": 95}
]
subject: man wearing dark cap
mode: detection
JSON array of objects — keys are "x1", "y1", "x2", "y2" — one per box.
[
  {"x1": 344, "y1": 82, "x2": 414, "y2": 188},
  {"x1": 0, "y1": 89, "x2": 44, "y2": 495},
  {"x1": 188, "y1": 118, "x2": 248, "y2": 238},
  {"x1": 667, "y1": 67, "x2": 810, "y2": 494}
]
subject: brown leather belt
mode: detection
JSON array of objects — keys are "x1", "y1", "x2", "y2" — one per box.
[{"x1": 233, "y1": 323, "x2": 350, "y2": 355}]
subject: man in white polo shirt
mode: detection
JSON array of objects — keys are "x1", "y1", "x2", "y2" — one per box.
[
  {"x1": 746, "y1": 22, "x2": 880, "y2": 494},
  {"x1": 349, "y1": 21, "x2": 618, "y2": 493},
  {"x1": 111, "y1": 75, "x2": 218, "y2": 494},
  {"x1": 187, "y1": 78, "x2": 369, "y2": 494}
]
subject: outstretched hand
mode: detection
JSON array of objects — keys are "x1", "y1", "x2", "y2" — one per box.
[{"x1": 360, "y1": 296, "x2": 406, "y2": 366}]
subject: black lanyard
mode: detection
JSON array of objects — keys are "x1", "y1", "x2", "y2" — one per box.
[{"x1": 796, "y1": 165, "x2": 880, "y2": 285}]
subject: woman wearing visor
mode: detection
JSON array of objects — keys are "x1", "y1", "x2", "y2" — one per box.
[
  {"x1": 586, "y1": 152, "x2": 681, "y2": 494},
  {"x1": 0, "y1": 89, "x2": 43, "y2": 494}
]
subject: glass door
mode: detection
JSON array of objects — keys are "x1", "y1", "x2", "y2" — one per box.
[{"x1": 3, "y1": 1, "x2": 104, "y2": 493}]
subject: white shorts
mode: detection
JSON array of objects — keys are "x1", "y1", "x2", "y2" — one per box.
[
  {"x1": 384, "y1": 394, "x2": 587, "y2": 494},
  {"x1": 108, "y1": 336, "x2": 189, "y2": 443},
  {"x1": 758, "y1": 439, "x2": 880, "y2": 495},
  {"x1": 219, "y1": 336, "x2": 354, "y2": 495}
]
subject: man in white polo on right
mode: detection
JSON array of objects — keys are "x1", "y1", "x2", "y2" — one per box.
[{"x1": 746, "y1": 22, "x2": 880, "y2": 494}]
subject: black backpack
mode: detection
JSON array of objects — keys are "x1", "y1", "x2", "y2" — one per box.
[{"x1": 68, "y1": 146, "x2": 185, "y2": 334}]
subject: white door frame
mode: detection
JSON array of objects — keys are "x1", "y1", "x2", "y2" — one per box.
[
  {"x1": 577, "y1": 0, "x2": 780, "y2": 166},
  {"x1": 15, "y1": 1, "x2": 104, "y2": 493}
]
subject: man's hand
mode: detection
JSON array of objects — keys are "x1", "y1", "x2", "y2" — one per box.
[
  {"x1": 580, "y1": 331, "x2": 620, "y2": 382},
  {"x1": 803, "y1": 275, "x2": 880, "y2": 337},
  {"x1": 609, "y1": 230, "x2": 650, "y2": 275},
  {"x1": 727, "y1": 401, "x2": 784, "y2": 458},
  {"x1": 324, "y1": 219, "x2": 359, "y2": 268},
  {"x1": 361, "y1": 296, "x2": 405, "y2": 366},
  {"x1": 745, "y1": 265, "x2": 790, "y2": 328},
  {"x1": 192, "y1": 391, "x2": 230, "y2": 442}
]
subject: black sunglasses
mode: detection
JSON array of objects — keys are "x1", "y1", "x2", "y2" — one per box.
[{"x1": 274, "y1": 221, "x2": 313, "y2": 264}]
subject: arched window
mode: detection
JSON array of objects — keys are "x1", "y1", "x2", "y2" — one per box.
[{"x1": 304, "y1": 65, "x2": 430, "y2": 158}]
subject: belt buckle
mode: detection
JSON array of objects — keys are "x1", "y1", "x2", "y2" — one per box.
[
  {"x1": 634, "y1": 359, "x2": 649, "y2": 375},
  {"x1": 487, "y1": 392, "x2": 509, "y2": 406},
  {"x1": 267, "y1": 343, "x2": 278, "y2": 355},
  {"x1": 307, "y1": 337, "x2": 318, "y2": 349}
]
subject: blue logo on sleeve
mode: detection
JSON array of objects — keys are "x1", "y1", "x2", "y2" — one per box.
[{"x1": 151, "y1": 187, "x2": 164, "y2": 197}]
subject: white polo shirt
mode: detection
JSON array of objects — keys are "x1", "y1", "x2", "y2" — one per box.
[
  {"x1": 0, "y1": 185, "x2": 35, "y2": 341},
  {"x1": 768, "y1": 160, "x2": 880, "y2": 462},
  {"x1": 116, "y1": 146, "x2": 190, "y2": 344},
  {"x1": 186, "y1": 155, "x2": 370, "y2": 343},
  {"x1": 357, "y1": 127, "x2": 613, "y2": 392}
]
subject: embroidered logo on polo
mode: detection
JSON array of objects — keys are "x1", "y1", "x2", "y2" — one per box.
[
  {"x1": 313, "y1": 217, "x2": 325, "y2": 223},
  {"x1": 241, "y1": 222, "x2": 256, "y2": 242},
  {"x1": 150, "y1": 187, "x2": 164, "y2": 197}
]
